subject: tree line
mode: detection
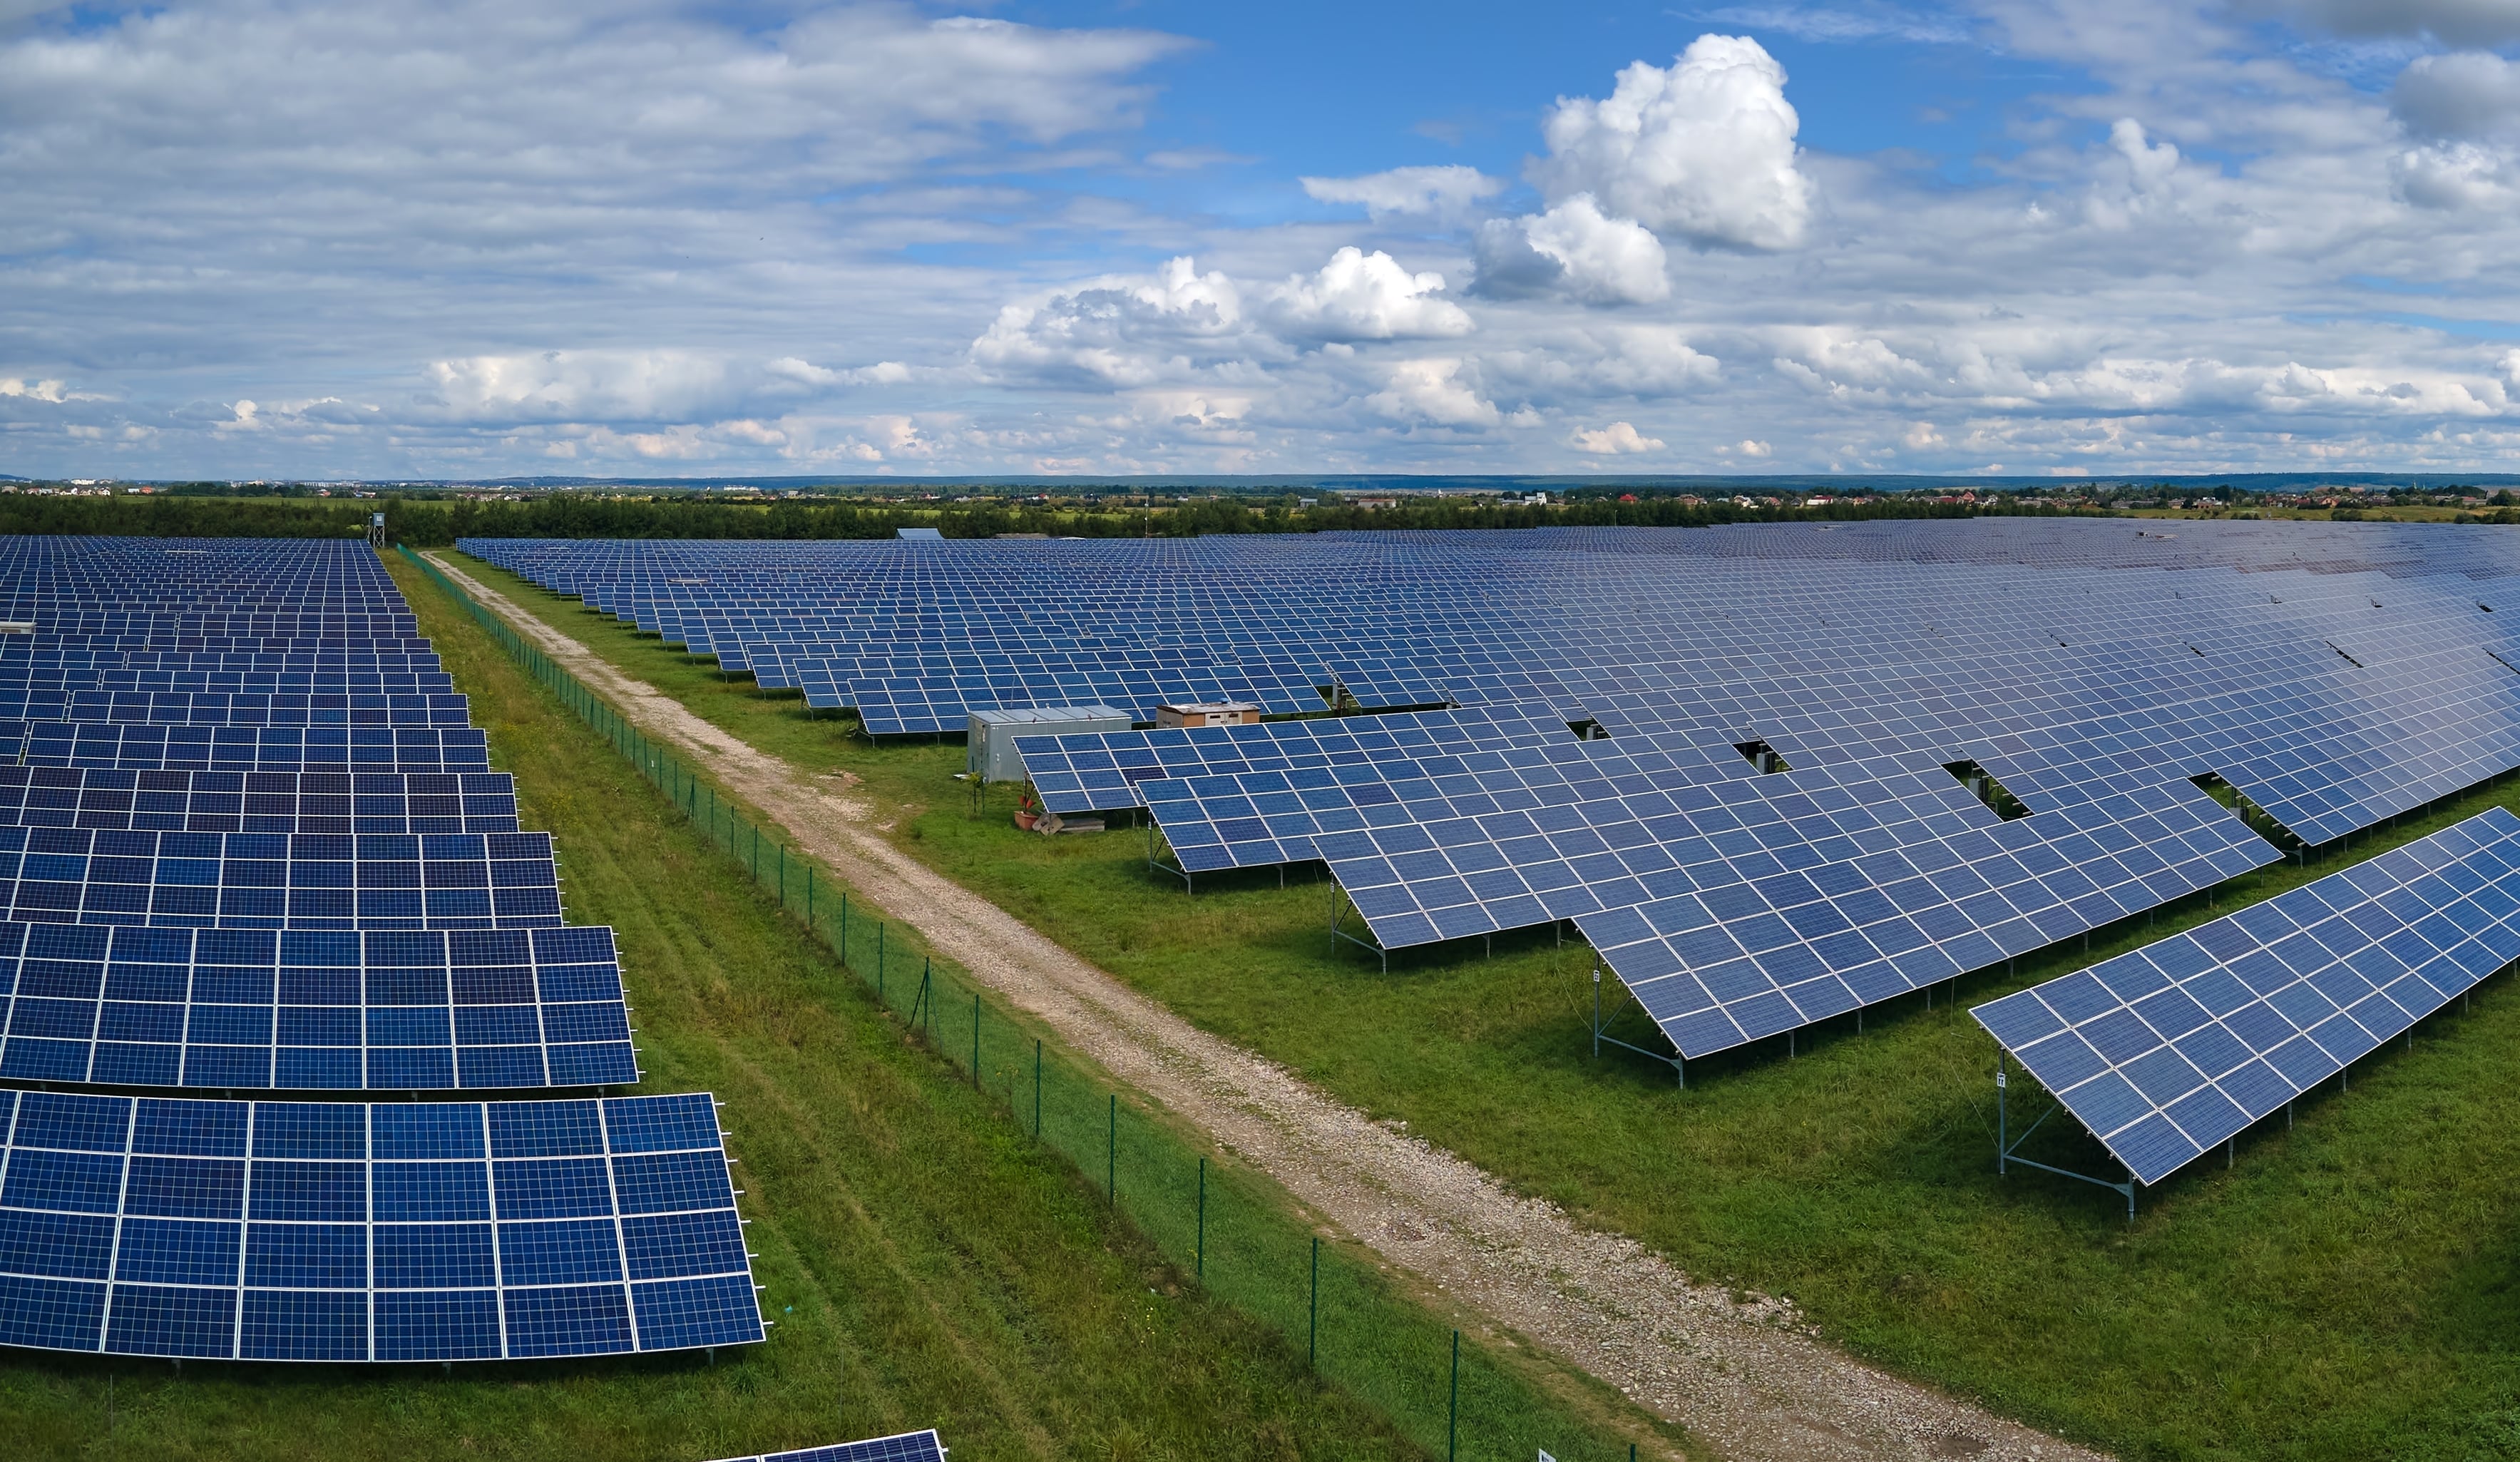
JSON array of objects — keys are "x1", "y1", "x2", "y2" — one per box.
[{"x1": 0, "y1": 490, "x2": 2062, "y2": 546}]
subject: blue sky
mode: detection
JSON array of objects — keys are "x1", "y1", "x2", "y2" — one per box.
[{"x1": 1, "y1": 0, "x2": 2518, "y2": 479}]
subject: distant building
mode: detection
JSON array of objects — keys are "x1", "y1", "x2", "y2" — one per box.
[{"x1": 1156, "y1": 702, "x2": 1261, "y2": 729}]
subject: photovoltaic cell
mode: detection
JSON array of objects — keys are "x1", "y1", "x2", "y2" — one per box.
[
  {"x1": 1971, "y1": 807, "x2": 2520, "y2": 1184},
  {"x1": 0, "y1": 1090, "x2": 760, "y2": 1360}
]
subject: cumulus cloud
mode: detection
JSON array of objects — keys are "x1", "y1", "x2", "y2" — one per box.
[
  {"x1": 1367, "y1": 358, "x2": 1501, "y2": 428},
  {"x1": 970, "y1": 257, "x2": 1251, "y2": 387},
  {"x1": 2393, "y1": 140, "x2": 2520, "y2": 209},
  {"x1": 1531, "y1": 34, "x2": 1815, "y2": 250},
  {"x1": 1299, "y1": 165, "x2": 1505, "y2": 220},
  {"x1": 1472, "y1": 196, "x2": 1671, "y2": 304},
  {"x1": 2392, "y1": 51, "x2": 2520, "y2": 139},
  {"x1": 1261, "y1": 247, "x2": 1474, "y2": 342},
  {"x1": 1570, "y1": 421, "x2": 1664, "y2": 454},
  {"x1": 0, "y1": 378, "x2": 68, "y2": 403}
]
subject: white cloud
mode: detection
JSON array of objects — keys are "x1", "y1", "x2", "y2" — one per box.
[
  {"x1": 1531, "y1": 34, "x2": 1815, "y2": 250},
  {"x1": 1570, "y1": 420, "x2": 1664, "y2": 454},
  {"x1": 1474, "y1": 196, "x2": 1671, "y2": 304},
  {"x1": 2392, "y1": 139, "x2": 2520, "y2": 209},
  {"x1": 427, "y1": 351, "x2": 739, "y2": 423},
  {"x1": 1261, "y1": 247, "x2": 1474, "y2": 342},
  {"x1": 1300, "y1": 165, "x2": 1504, "y2": 220},
  {"x1": 0, "y1": 378, "x2": 68, "y2": 403},
  {"x1": 970, "y1": 257, "x2": 1252, "y2": 387},
  {"x1": 767, "y1": 357, "x2": 918, "y2": 387},
  {"x1": 1366, "y1": 358, "x2": 1500, "y2": 428}
]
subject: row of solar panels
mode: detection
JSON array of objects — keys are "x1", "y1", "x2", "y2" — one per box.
[
  {"x1": 0, "y1": 540, "x2": 765, "y2": 1364},
  {"x1": 0, "y1": 691, "x2": 471, "y2": 727},
  {"x1": 1973, "y1": 807, "x2": 2520, "y2": 1186},
  {"x1": 0, "y1": 766, "x2": 525, "y2": 834},
  {"x1": 472, "y1": 525, "x2": 2520, "y2": 1082},
  {"x1": 0, "y1": 721, "x2": 492, "y2": 772}
]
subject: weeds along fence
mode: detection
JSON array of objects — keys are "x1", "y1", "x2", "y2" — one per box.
[{"x1": 399, "y1": 546, "x2": 1649, "y2": 1462}]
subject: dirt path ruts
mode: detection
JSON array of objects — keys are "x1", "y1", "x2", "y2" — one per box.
[{"x1": 426, "y1": 551, "x2": 2106, "y2": 1462}]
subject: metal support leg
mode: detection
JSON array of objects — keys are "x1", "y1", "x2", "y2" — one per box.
[
  {"x1": 1998, "y1": 1052, "x2": 2138, "y2": 1221},
  {"x1": 1589, "y1": 957, "x2": 1686, "y2": 1087}
]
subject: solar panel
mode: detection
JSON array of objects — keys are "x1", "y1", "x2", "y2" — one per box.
[
  {"x1": 0, "y1": 921, "x2": 637, "y2": 1090},
  {"x1": 0, "y1": 768, "x2": 521, "y2": 835},
  {"x1": 11, "y1": 721, "x2": 492, "y2": 773},
  {"x1": 0, "y1": 1089, "x2": 762, "y2": 1360},
  {"x1": 0, "y1": 824, "x2": 562, "y2": 931},
  {"x1": 1972, "y1": 807, "x2": 2520, "y2": 1185},
  {"x1": 707, "y1": 1431, "x2": 947, "y2": 1462}
]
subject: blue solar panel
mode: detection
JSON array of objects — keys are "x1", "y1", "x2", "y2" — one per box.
[
  {"x1": 0, "y1": 1090, "x2": 761, "y2": 1360},
  {"x1": 708, "y1": 1430, "x2": 947, "y2": 1462},
  {"x1": 0, "y1": 767, "x2": 521, "y2": 834},
  {"x1": 0, "y1": 921, "x2": 636, "y2": 1090},
  {"x1": 1972, "y1": 807, "x2": 2520, "y2": 1185},
  {"x1": 0, "y1": 824, "x2": 560, "y2": 931}
]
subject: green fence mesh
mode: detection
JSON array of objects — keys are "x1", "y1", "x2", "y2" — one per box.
[{"x1": 400, "y1": 546, "x2": 1650, "y2": 1461}]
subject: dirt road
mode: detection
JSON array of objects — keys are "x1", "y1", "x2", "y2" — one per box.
[{"x1": 426, "y1": 551, "x2": 2106, "y2": 1462}]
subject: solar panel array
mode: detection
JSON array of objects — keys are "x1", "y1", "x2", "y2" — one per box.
[
  {"x1": 708, "y1": 1431, "x2": 948, "y2": 1462},
  {"x1": 1972, "y1": 807, "x2": 2520, "y2": 1184},
  {"x1": 0, "y1": 538, "x2": 762, "y2": 1362},
  {"x1": 0, "y1": 1090, "x2": 757, "y2": 1360},
  {"x1": 473, "y1": 521, "x2": 2520, "y2": 1065}
]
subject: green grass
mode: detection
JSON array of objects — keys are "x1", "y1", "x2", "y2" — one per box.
[
  {"x1": 0, "y1": 563, "x2": 1437, "y2": 1462},
  {"x1": 460, "y1": 551, "x2": 2520, "y2": 1461}
]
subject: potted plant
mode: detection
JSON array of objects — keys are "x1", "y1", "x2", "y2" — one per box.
[{"x1": 1014, "y1": 784, "x2": 1038, "y2": 831}]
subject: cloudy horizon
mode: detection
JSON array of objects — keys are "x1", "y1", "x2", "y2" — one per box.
[{"x1": 4, "y1": 0, "x2": 2520, "y2": 479}]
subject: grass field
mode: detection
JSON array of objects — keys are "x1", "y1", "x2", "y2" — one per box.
[
  {"x1": 0, "y1": 559, "x2": 1434, "y2": 1462},
  {"x1": 452, "y1": 548, "x2": 2520, "y2": 1462}
]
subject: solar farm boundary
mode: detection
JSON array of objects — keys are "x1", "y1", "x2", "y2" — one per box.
[{"x1": 396, "y1": 546, "x2": 1663, "y2": 1462}]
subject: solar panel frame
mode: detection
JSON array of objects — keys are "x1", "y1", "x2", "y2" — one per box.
[{"x1": 706, "y1": 1431, "x2": 948, "y2": 1462}]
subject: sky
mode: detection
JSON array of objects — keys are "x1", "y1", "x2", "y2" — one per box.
[{"x1": 4, "y1": 0, "x2": 2520, "y2": 479}]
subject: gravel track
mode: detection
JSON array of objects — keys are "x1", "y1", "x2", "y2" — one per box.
[{"x1": 426, "y1": 551, "x2": 2106, "y2": 1462}]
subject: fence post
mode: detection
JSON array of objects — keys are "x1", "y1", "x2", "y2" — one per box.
[
  {"x1": 1308, "y1": 1237, "x2": 1318, "y2": 1367},
  {"x1": 1448, "y1": 1329, "x2": 1459, "y2": 1462}
]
